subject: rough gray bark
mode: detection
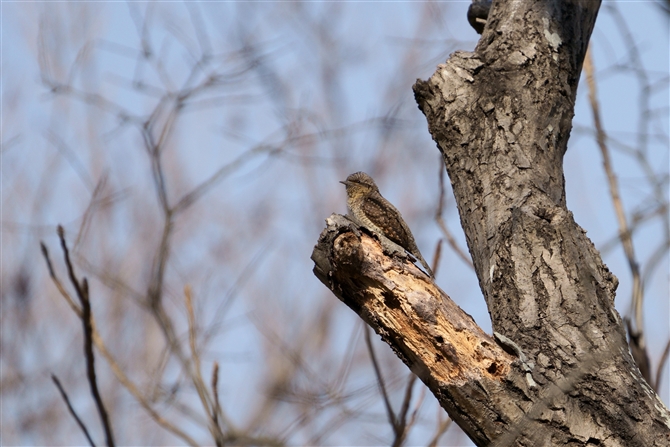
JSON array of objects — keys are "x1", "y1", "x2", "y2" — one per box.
[{"x1": 312, "y1": 0, "x2": 670, "y2": 445}]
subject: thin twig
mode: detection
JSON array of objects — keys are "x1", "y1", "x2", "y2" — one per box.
[
  {"x1": 431, "y1": 239, "x2": 442, "y2": 279},
  {"x1": 57, "y1": 226, "x2": 115, "y2": 447},
  {"x1": 427, "y1": 414, "x2": 452, "y2": 447},
  {"x1": 51, "y1": 374, "x2": 97, "y2": 447},
  {"x1": 41, "y1": 242, "x2": 81, "y2": 315},
  {"x1": 185, "y1": 286, "x2": 225, "y2": 446},
  {"x1": 654, "y1": 338, "x2": 670, "y2": 393},
  {"x1": 134, "y1": 65, "x2": 243, "y2": 443},
  {"x1": 74, "y1": 175, "x2": 109, "y2": 250},
  {"x1": 584, "y1": 48, "x2": 646, "y2": 355},
  {"x1": 211, "y1": 362, "x2": 223, "y2": 429},
  {"x1": 405, "y1": 384, "x2": 425, "y2": 438},
  {"x1": 44, "y1": 130, "x2": 95, "y2": 191},
  {"x1": 173, "y1": 144, "x2": 280, "y2": 214},
  {"x1": 90, "y1": 329, "x2": 199, "y2": 447},
  {"x1": 42, "y1": 238, "x2": 198, "y2": 447},
  {"x1": 396, "y1": 374, "x2": 416, "y2": 431},
  {"x1": 364, "y1": 327, "x2": 397, "y2": 431},
  {"x1": 58, "y1": 225, "x2": 85, "y2": 301},
  {"x1": 391, "y1": 373, "x2": 418, "y2": 447},
  {"x1": 436, "y1": 165, "x2": 474, "y2": 269}
]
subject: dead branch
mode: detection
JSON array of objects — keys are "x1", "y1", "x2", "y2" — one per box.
[{"x1": 312, "y1": 214, "x2": 524, "y2": 445}]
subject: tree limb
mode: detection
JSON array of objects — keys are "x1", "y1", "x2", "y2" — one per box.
[
  {"x1": 313, "y1": 215, "x2": 531, "y2": 445},
  {"x1": 312, "y1": 1, "x2": 670, "y2": 445}
]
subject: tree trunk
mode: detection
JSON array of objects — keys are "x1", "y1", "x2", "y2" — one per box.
[{"x1": 312, "y1": 0, "x2": 670, "y2": 445}]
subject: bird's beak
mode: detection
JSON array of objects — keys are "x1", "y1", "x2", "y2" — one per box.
[{"x1": 339, "y1": 180, "x2": 348, "y2": 186}]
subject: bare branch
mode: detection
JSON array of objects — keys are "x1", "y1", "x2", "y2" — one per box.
[
  {"x1": 391, "y1": 373, "x2": 418, "y2": 447},
  {"x1": 51, "y1": 374, "x2": 97, "y2": 447},
  {"x1": 173, "y1": 144, "x2": 280, "y2": 214},
  {"x1": 435, "y1": 166, "x2": 473, "y2": 269},
  {"x1": 42, "y1": 236, "x2": 198, "y2": 446},
  {"x1": 364, "y1": 327, "x2": 398, "y2": 431},
  {"x1": 57, "y1": 226, "x2": 115, "y2": 447},
  {"x1": 40, "y1": 242, "x2": 80, "y2": 315},
  {"x1": 584, "y1": 48, "x2": 647, "y2": 363},
  {"x1": 655, "y1": 339, "x2": 670, "y2": 393},
  {"x1": 211, "y1": 362, "x2": 223, "y2": 430},
  {"x1": 184, "y1": 285, "x2": 225, "y2": 445},
  {"x1": 430, "y1": 239, "x2": 442, "y2": 279},
  {"x1": 427, "y1": 415, "x2": 452, "y2": 447}
]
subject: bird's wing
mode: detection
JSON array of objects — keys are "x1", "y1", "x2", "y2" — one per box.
[{"x1": 361, "y1": 194, "x2": 417, "y2": 251}]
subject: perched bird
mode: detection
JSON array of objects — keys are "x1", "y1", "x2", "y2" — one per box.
[
  {"x1": 340, "y1": 172, "x2": 434, "y2": 278},
  {"x1": 467, "y1": 0, "x2": 492, "y2": 34}
]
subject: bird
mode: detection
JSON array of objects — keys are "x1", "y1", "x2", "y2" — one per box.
[
  {"x1": 340, "y1": 172, "x2": 433, "y2": 278},
  {"x1": 467, "y1": 0, "x2": 492, "y2": 34}
]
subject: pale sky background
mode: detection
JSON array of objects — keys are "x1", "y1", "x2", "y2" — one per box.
[{"x1": 1, "y1": 2, "x2": 668, "y2": 446}]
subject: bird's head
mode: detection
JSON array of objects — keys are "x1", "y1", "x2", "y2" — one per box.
[{"x1": 340, "y1": 172, "x2": 378, "y2": 198}]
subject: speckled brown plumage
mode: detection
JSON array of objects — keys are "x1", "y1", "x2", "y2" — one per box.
[{"x1": 340, "y1": 172, "x2": 433, "y2": 277}]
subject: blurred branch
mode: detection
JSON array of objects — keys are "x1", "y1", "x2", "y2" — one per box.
[
  {"x1": 584, "y1": 48, "x2": 645, "y2": 344},
  {"x1": 430, "y1": 239, "x2": 443, "y2": 278},
  {"x1": 51, "y1": 374, "x2": 97, "y2": 447},
  {"x1": 642, "y1": 239, "x2": 670, "y2": 287},
  {"x1": 247, "y1": 312, "x2": 380, "y2": 445},
  {"x1": 596, "y1": 201, "x2": 666, "y2": 255},
  {"x1": 75, "y1": 254, "x2": 145, "y2": 303},
  {"x1": 607, "y1": 2, "x2": 670, "y2": 305},
  {"x1": 202, "y1": 243, "x2": 270, "y2": 344},
  {"x1": 392, "y1": 373, "x2": 419, "y2": 447},
  {"x1": 41, "y1": 79, "x2": 135, "y2": 122},
  {"x1": 365, "y1": 323, "x2": 422, "y2": 446},
  {"x1": 655, "y1": 339, "x2": 670, "y2": 393},
  {"x1": 37, "y1": 14, "x2": 308, "y2": 443},
  {"x1": 44, "y1": 130, "x2": 94, "y2": 192},
  {"x1": 73, "y1": 175, "x2": 109, "y2": 251},
  {"x1": 364, "y1": 327, "x2": 397, "y2": 431},
  {"x1": 173, "y1": 143, "x2": 281, "y2": 214},
  {"x1": 427, "y1": 414, "x2": 452, "y2": 447},
  {"x1": 173, "y1": 117, "x2": 392, "y2": 216},
  {"x1": 41, "y1": 234, "x2": 199, "y2": 447},
  {"x1": 126, "y1": 2, "x2": 176, "y2": 91},
  {"x1": 0, "y1": 134, "x2": 22, "y2": 154},
  {"x1": 184, "y1": 286, "x2": 226, "y2": 446},
  {"x1": 185, "y1": 2, "x2": 212, "y2": 60},
  {"x1": 56, "y1": 225, "x2": 115, "y2": 447},
  {"x1": 435, "y1": 164, "x2": 473, "y2": 269},
  {"x1": 211, "y1": 362, "x2": 224, "y2": 432},
  {"x1": 41, "y1": 241, "x2": 80, "y2": 315}
]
